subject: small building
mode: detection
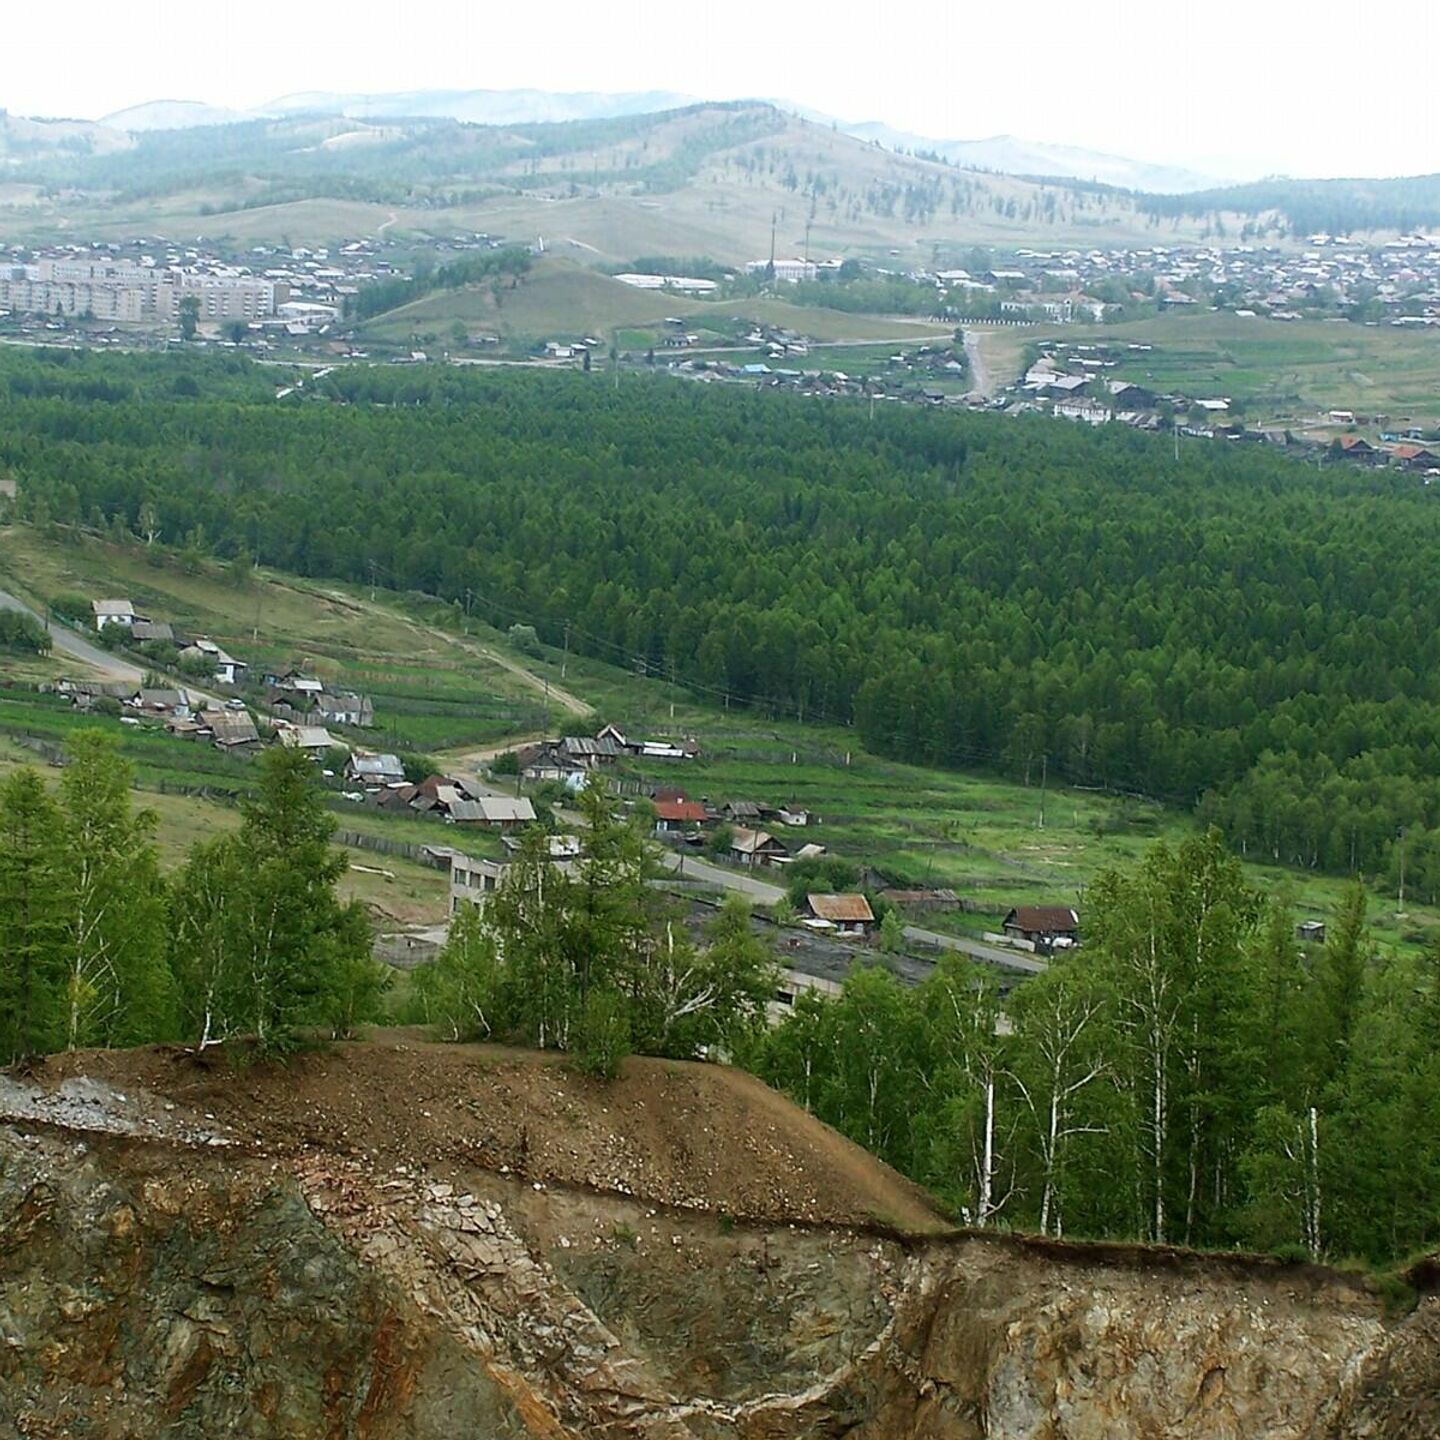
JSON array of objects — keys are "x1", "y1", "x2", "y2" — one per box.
[
  {"x1": 448, "y1": 852, "x2": 509, "y2": 913},
  {"x1": 805, "y1": 893, "x2": 876, "y2": 937},
  {"x1": 1002, "y1": 905, "x2": 1080, "y2": 948},
  {"x1": 129, "y1": 687, "x2": 190, "y2": 717},
  {"x1": 653, "y1": 797, "x2": 707, "y2": 833},
  {"x1": 1296, "y1": 919, "x2": 1327, "y2": 945},
  {"x1": 1335, "y1": 434, "x2": 1378, "y2": 462},
  {"x1": 277, "y1": 723, "x2": 340, "y2": 755},
  {"x1": 348, "y1": 752, "x2": 406, "y2": 787},
  {"x1": 182, "y1": 639, "x2": 247, "y2": 686},
  {"x1": 448, "y1": 796, "x2": 537, "y2": 829},
  {"x1": 92, "y1": 599, "x2": 136, "y2": 631},
  {"x1": 199, "y1": 708, "x2": 260, "y2": 749},
  {"x1": 729, "y1": 826, "x2": 788, "y2": 868},
  {"x1": 316, "y1": 691, "x2": 375, "y2": 728},
  {"x1": 130, "y1": 620, "x2": 176, "y2": 645}
]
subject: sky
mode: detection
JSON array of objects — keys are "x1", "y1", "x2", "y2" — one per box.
[{"x1": 2, "y1": 0, "x2": 1437, "y2": 180}]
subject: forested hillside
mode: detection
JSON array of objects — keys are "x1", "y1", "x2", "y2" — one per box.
[{"x1": 6, "y1": 347, "x2": 1440, "y2": 885}]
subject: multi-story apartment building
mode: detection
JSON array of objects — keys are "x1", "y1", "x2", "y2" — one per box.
[{"x1": 0, "y1": 259, "x2": 284, "y2": 324}]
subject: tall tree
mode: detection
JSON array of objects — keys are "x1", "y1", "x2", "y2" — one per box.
[
  {"x1": 57, "y1": 730, "x2": 173, "y2": 1050},
  {"x1": 0, "y1": 770, "x2": 67, "y2": 1062}
]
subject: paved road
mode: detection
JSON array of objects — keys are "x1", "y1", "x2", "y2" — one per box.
[
  {"x1": 0, "y1": 587, "x2": 144, "y2": 682},
  {"x1": 902, "y1": 925, "x2": 1047, "y2": 975},
  {"x1": 656, "y1": 849, "x2": 1046, "y2": 975},
  {"x1": 656, "y1": 850, "x2": 787, "y2": 902}
]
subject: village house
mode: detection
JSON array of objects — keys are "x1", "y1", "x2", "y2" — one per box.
[
  {"x1": 277, "y1": 722, "x2": 341, "y2": 756},
  {"x1": 729, "y1": 826, "x2": 788, "y2": 868},
  {"x1": 181, "y1": 638, "x2": 248, "y2": 686},
  {"x1": 1002, "y1": 905, "x2": 1081, "y2": 950},
  {"x1": 315, "y1": 690, "x2": 375, "y2": 727},
  {"x1": 447, "y1": 796, "x2": 537, "y2": 829},
  {"x1": 347, "y1": 752, "x2": 406, "y2": 788},
  {"x1": 129, "y1": 620, "x2": 176, "y2": 645},
  {"x1": 128, "y1": 687, "x2": 191, "y2": 718},
  {"x1": 198, "y1": 708, "x2": 260, "y2": 750},
  {"x1": 1334, "y1": 434, "x2": 1379, "y2": 462},
  {"x1": 92, "y1": 599, "x2": 136, "y2": 631},
  {"x1": 804, "y1": 893, "x2": 876, "y2": 937},
  {"x1": 653, "y1": 797, "x2": 707, "y2": 834}
]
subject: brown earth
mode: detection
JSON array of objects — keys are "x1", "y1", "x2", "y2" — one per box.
[
  {"x1": 3, "y1": 1035, "x2": 1439, "y2": 1438},
  {"x1": 36, "y1": 1035, "x2": 946, "y2": 1234}
]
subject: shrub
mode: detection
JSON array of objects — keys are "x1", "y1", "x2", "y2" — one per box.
[
  {"x1": 0, "y1": 609, "x2": 51, "y2": 655},
  {"x1": 49, "y1": 592, "x2": 92, "y2": 624},
  {"x1": 573, "y1": 987, "x2": 631, "y2": 1080}
]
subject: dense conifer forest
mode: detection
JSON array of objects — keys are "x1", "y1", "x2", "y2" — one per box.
[{"x1": 6, "y1": 347, "x2": 1440, "y2": 886}]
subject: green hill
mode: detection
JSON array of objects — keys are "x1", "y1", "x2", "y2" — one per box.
[{"x1": 360, "y1": 257, "x2": 956, "y2": 349}]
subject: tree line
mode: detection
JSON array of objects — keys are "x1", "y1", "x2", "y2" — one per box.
[
  {"x1": 7, "y1": 348, "x2": 1440, "y2": 881},
  {"x1": 0, "y1": 733, "x2": 385, "y2": 1063},
  {"x1": 748, "y1": 830, "x2": 1440, "y2": 1267}
]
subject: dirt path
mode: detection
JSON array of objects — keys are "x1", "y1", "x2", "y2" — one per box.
[
  {"x1": 421, "y1": 623, "x2": 593, "y2": 719},
  {"x1": 294, "y1": 579, "x2": 594, "y2": 722}
]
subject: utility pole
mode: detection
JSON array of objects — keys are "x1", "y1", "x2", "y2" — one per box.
[
  {"x1": 1397, "y1": 826, "x2": 1407, "y2": 915},
  {"x1": 1038, "y1": 753, "x2": 1048, "y2": 830},
  {"x1": 367, "y1": 559, "x2": 378, "y2": 603},
  {"x1": 561, "y1": 620, "x2": 570, "y2": 680}
]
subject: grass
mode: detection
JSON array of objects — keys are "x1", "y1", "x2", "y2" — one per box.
[
  {"x1": 362, "y1": 258, "x2": 957, "y2": 352},
  {"x1": 1022, "y1": 312, "x2": 1440, "y2": 424},
  {"x1": 4, "y1": 522, "x2": 1432, "y2": 953},
  {"x1": 0, "y1": 525, "x2": 552, "y2": 753}
]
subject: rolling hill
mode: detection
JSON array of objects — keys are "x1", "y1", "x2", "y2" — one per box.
[
  {"x1": 0, "y1": 101, "x2": 1240, "y2": 258},
  {"x1": 360, "y1": 256, "x2": 957, "y2": 347}
]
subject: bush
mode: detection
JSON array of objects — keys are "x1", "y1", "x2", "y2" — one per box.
[
  {"x1": 573, "y1": 986, "x2": 631, "y2": 1080},
  {"x1": 490, "y1": 749, "x2": 520, "y2": 776},
  {"x1": 0, "y1": 609, "x2": 51, "y2": 655},
  {"x1": 49, "y1": 592, "x2": 91, "y2": 624},
  {"x1": 784, "y1": 855, "x2": 861, "y2": 908},
  {"x1": 706, "y1": 823, "x2": 734, "y2": 859},
  {"x1": 507, "y1": 622, "x2": 542, "y2": 657}
]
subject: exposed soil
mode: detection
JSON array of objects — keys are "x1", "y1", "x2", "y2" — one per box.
[{"x1": 34, "y1": 1033, "x2": 949, "y2": 1235}]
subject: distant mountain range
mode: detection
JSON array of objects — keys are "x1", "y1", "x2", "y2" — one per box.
[
  {"x1": 839, "y1": 123, "x2": 1225, "y2": 195},
  {"x1": 91, "y1": 87, "x2": 1222, "y2": 194}
]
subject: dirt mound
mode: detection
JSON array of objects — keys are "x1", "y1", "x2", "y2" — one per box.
[{"x1": 35, "y1": 1033, "x2": 948, "y2": 1235}]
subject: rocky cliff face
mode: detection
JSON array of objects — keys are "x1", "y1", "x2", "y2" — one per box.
[{"x1": 1, "y1": 1041, "x2": 1435, "y2": 1439}]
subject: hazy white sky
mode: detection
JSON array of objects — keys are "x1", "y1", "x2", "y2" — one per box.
[{"x1": 3, "y1": 0, "x2": 1436, "y2": 180}]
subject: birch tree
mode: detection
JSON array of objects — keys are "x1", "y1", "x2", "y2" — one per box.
[
  {"x1": 1010, "y1": 963, "x2": 1110, "y2": 1237},
  {"x1": 57, "y1": 731, "x2": 172, "y2": 1050}
]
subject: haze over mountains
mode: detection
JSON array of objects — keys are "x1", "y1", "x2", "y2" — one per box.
[{"x1": 92, "y1": 87, "x2": 1224, "y2": 193}]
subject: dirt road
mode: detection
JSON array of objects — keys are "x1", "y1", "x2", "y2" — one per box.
[{"x1": 962, "y1": 328, "x2": 995, "y2": 398}]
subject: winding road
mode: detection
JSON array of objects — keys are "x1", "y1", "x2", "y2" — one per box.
[{"x1": 0, "y1": 587, "x2": 144, "y2": 682}]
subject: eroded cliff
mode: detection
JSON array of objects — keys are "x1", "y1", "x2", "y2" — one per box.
[{"x1": 1, "y1": 1038, "x2": 1435, "y2": 1438}]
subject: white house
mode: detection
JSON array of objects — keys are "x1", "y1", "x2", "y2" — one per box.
[{"x1": 92, "y1": 599, "x2": 136, "y2": 631}]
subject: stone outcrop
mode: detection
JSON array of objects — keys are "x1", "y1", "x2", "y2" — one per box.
[{"x1": 0, "y1": 1050, "x2": 1436, "y2": 1438}]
